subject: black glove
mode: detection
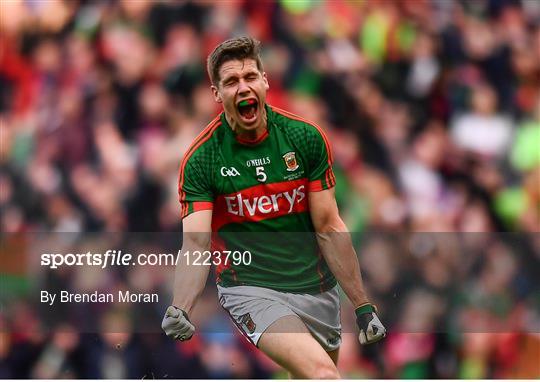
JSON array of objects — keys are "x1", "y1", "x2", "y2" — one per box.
[{"x1": 356, "y1": 303, "x2": 386, "y2": 345}]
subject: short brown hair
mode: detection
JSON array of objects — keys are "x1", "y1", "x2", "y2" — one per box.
[{"x1": 207, "y1": 37, "x2": 264, "y2": 85}]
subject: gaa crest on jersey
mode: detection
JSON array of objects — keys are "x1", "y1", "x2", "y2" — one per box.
[
  {"x1": 283, "y1": 151, "x2": 299, "y2": 172},
  {"x1": 239, "y1": 313, "x2": 256, "y2": 333}
]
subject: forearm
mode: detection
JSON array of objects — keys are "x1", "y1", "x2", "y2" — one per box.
[
  {"x1": 171, "y1": 235, "x2": 211, "y2": 314},
  {"x1": 316, "y1": 220, "x2": 369, "y2": 308}
]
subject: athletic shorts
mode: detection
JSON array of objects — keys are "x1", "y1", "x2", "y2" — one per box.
[{"x1": 217, "y1": 285, "x2": 342, "y2": 351}]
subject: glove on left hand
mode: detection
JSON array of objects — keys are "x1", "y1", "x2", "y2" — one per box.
[{"x1": 356, "y1": 303, "x2": 386, "y2": 345}]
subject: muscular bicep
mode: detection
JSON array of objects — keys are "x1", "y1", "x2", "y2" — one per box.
[
  {"x1": 182, "y1": 210, "x2": 212, "y2": 249},
  {"x1": 309, "y1": 188, "x2": 347, "y2": 233}
]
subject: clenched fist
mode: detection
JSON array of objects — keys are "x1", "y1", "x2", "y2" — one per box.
[
  {"x1": 162, "y1": 306, "x2": 195, "y2": 341},
  {"x1": 356, "y1": 303, "x2": 386, "y2": 345}
]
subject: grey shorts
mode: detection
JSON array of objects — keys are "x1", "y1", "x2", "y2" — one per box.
[{"x1": 217, "y1": 285, "x2": 342, "y2": 351}]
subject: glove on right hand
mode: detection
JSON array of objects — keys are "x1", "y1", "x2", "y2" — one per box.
[{"x1": 161, "y1": 306, "x2": 195, "y2": 341}]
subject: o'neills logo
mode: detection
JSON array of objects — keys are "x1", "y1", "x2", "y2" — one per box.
[{"x1": 224, "y1": 185, "x2": 305, "y2": 216}]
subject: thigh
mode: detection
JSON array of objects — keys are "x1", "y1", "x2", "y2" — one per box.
[
  {"x1": 218, "y1": 285, "x2": 295, "y2": 346},
  {"x1": 257, "y1": 315, "x2": 340, "y2": 379},
  {"x1": 287, "y1": 286, "x2": 342, "y2": 352}
]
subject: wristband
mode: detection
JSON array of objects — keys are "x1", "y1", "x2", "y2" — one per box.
[{"x1": 355, "y1": 303, "x2": 376, "y2": 316}]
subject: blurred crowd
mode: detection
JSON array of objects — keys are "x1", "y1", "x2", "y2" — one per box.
[{"x1": 1, "y1": 0, "x2": 539, "y2": 379}]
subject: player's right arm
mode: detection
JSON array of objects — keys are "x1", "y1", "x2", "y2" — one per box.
[
  {"x1": 172, "y1": 210, "x2": 212, "y2": 313},
  {"x1": 162, "y1": 210, "x2": 212, "y2": 341},
  {"x1": 163, "y1": 145, "x2": 215, "y2": 341}
]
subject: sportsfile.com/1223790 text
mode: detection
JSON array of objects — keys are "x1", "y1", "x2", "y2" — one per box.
[{"x1": 40, "y1": 250, "x2": 252, "y2": 269}]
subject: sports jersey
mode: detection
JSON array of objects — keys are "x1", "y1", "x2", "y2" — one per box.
[{"x1": 178, "y1": 104, "x2": 337, "y2": 294}]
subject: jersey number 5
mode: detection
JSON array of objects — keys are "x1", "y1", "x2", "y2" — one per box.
[{"x1": 256, "y1": 166, "x2": 267, "y2": 182}]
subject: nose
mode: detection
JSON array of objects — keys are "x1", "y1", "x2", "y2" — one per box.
[{"x1": 238, "y1": 79, "x2": 250, "y2": 94}]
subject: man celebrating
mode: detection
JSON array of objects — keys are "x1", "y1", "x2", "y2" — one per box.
[{"x1": 162, "y1": 37, "x2": 385, "y2": 378}]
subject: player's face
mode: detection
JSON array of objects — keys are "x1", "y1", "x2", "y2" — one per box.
[{"x1": 212, "y1": 59, "x2": 269, "y2": 132}]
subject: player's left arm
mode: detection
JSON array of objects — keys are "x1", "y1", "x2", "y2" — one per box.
[
  {"x1": 309, "y1": 187, "x2": 386, "y2": 345},
  {"x1": 309, "y1": 188, "x2": 368, "y2": 306},
  {"x1": 305, "y1": 121, "x2": 385, "y2": 343}
]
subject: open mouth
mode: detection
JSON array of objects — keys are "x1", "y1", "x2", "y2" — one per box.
[{"x1": 237, "y1": 99, "x2": 258, "y2": 122}]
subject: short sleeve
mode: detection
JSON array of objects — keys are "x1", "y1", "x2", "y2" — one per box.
[
  {"x1": 306, "y1": 124, "x2": 336, "y2": 192},
  {"x1": 178, "y1": 156, "x2": 214, "y2": 218}
]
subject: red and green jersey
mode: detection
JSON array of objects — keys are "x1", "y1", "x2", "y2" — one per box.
[{"x1": 178, "y1": 104, "x2": 337, "y2": 293}]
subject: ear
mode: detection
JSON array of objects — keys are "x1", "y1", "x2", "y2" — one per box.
[
  {"x1": 263, "y1": 72, "x2": 270, "y2": 91},
  {"x1": 211, "y1": 85, "x2": 222, "y2": 103}
]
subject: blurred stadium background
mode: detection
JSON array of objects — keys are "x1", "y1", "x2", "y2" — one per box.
[{"x1": 1, "y1": 0, "x2": 539, "y2": 378}]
